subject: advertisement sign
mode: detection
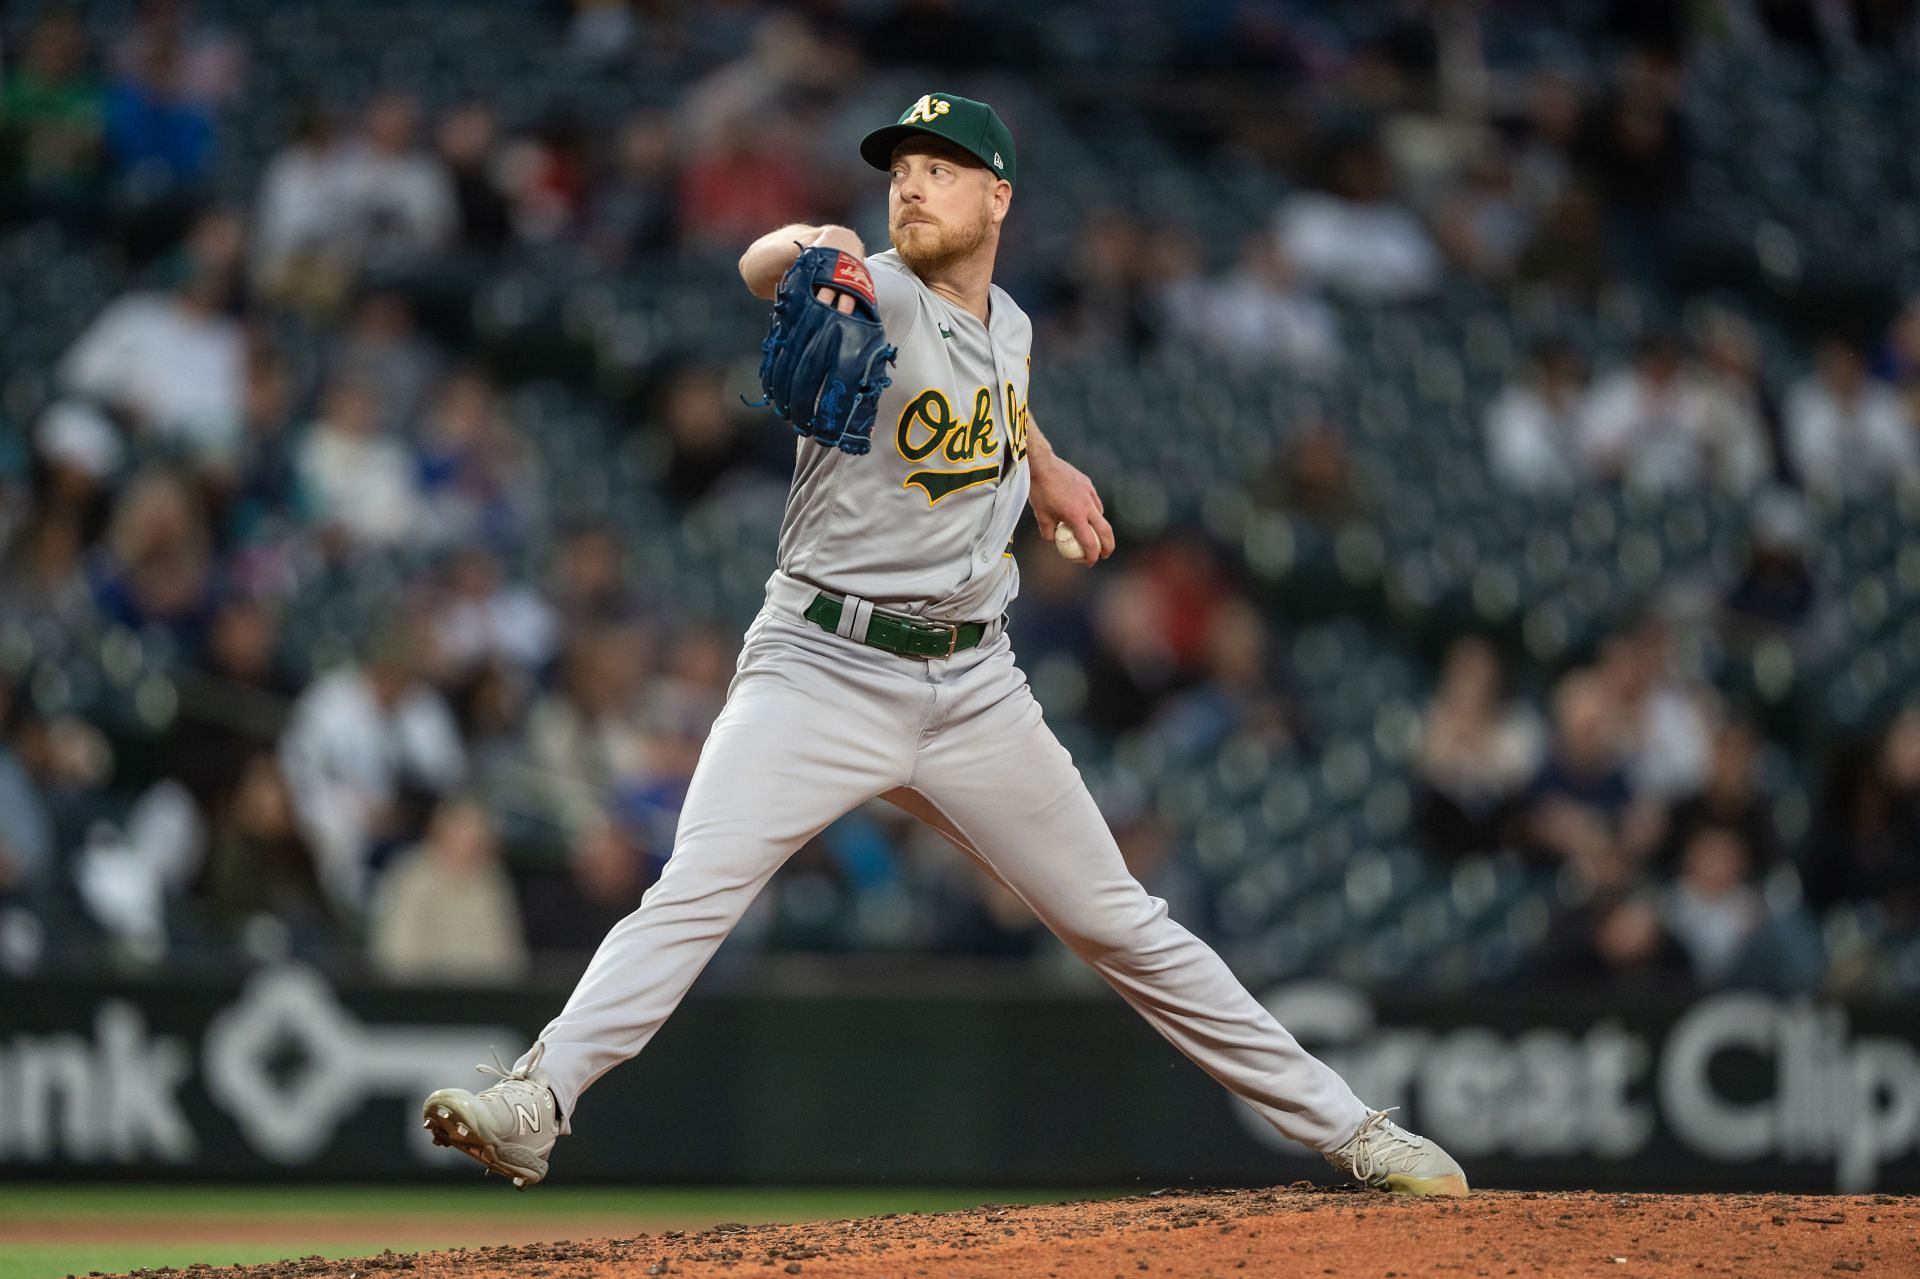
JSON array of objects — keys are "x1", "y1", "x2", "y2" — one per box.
[{"x1": 2, "y1": 968, "x2": 1915, "y2": 1191}]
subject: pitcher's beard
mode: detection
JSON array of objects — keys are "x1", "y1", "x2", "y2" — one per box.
[{"x1": 891, "y1": 210, "x2": 994, "y2": 276}]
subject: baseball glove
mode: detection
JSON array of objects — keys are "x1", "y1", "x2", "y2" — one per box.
[{"x1": 752, "y1": 246, "x2": 898, "y2": 455}]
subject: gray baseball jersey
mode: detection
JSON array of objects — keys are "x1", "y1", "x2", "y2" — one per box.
[
  {"x1": 505, "y1": 246, "x2": 1373, "y2": 1165},
  {"x1": 777, "y1": 249, "x2": 1033, "y2": 622}
]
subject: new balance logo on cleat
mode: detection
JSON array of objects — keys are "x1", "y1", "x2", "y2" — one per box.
[{"x1": 514, "y1": 1104, "x2": 541, "y2": 1136}]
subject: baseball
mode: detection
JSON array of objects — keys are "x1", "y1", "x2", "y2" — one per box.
[{"x1": 1054, "y1": 523, "x2": 1087, "y2": 562}]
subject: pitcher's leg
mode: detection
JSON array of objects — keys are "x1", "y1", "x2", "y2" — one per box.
[
  {"x1": 906, "y1": 685, "x2": 1368, "y2": 1153},
  {"x1": 530, "y1": 621, "x2": 917, "y2": 1127}
]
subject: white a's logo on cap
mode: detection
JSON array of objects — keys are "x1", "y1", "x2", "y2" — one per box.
[{"x1": 902, "y1": 94, "x2": 952, "y2": 125}]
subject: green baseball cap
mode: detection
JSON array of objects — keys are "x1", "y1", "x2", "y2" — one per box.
[{"x1": 859, "y1": 92, "x2": 1016, "y2": 187}]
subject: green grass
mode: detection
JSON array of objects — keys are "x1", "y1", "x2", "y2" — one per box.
[
  {"x1": 0, "y1": 1185, "x2": 1120, "y2": 1279},
  {"x1": 2, "y1": 1242, "x2": 476, "y2": 1279}
]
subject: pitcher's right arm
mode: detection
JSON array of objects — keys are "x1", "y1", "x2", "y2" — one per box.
[{"x1": 740, "y1": 224, "x2": 867, "y2": 301}]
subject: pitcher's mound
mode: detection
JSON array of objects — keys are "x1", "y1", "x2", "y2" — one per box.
[{"x1": 121, "y1": 1186, "x2": 1917, "y2": 1278}]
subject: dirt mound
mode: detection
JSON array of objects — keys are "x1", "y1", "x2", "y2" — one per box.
[{"x1": 111, "y1": 1187, "x2": 1916, "y2": 1278}]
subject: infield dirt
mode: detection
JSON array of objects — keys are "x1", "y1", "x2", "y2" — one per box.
[{"x1": 104, "y1": 1187, "x2": 1917, "y2": 1279}]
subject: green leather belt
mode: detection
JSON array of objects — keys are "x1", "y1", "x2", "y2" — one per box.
[{"x1": 803, "y1": 593, "x2": 987, "y2": 659}]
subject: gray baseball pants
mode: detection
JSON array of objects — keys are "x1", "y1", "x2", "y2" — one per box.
[{"x1": 521, "y1": 583, "x2": 1370, "y2": 1153}]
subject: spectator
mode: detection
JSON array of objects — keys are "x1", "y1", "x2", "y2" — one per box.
[
  {"x1": 1414, "y1": 637, "x2": 1546, "y2": 860},
  {"x1": 166, "y1": 596, "x2": 297, "y2": 808},
  {"x1": 1660, "y1": 826, "x2": 1765, "y2": 985},
  {"x1": 1874, "y1": 295, "x2": 1920, "y2": 387},
  {"x1": 1523, "y1": 668, "x2": 1666, "y2": 893},
  {"x1": 1543, "y1": 891, "x2": 1688, "y2": 987},
  {"x1": 331, "y1": 92, "x2": 456, "y2": 273},
  {"x1": 587, "y1": 111, "x2": 678, "y2": 264},
  {"x1": 111, "y1": 0, "x2": 247, "y2": 104},
  {"x1": 677, "y1": 110, "x2": 815, "y2": 252},
  {"x1": 609, "y1": 684, "x2": 712, "y2": 869},
  {"x1": 561, "y1": 814, "x2": 654, "y2": 926},
  {"x1": 525, "y1": 624, "x2": 651, "y2": 837},
  {"x1": 504, "y1": 106, "x2": 590, "y2": 245},
  {"x1": 431, "y1": 547, "x2": 560, "y2": 682},
  {"x1": 1514, "y1": 188, "x2": 1608, "y2": 299},
  {"x1": 1433, "y1": 153, "x2": 1532, "y2": 281},
  {"x1": 224, "y1": 347, "x2": 302, "y2": 548},
  {"x1": 1006, "y1": 524, "x2": 1097, "y2": 666},
  {"x1": 568, "y1": 0, "x2": 639, "y2": 64},
  {"x1": 0, "y1": 512, "x2": 96, "y2": 649},
  {"x1": 435, "y1": 101, "x2": 513, "y2": 255},
  {"x1": 295, "y1": 377, "x2": 422, "y2": 552},
  {"x1": 676, "y1": 11, "x2": 843, "y2": 151},
  {"x1": 1081, "y1": 568, "x2": 1191, "y2": 735},
  {"x1": 87, "y1": 468, "x2": 221, "y2": 649},
  {"x1": 448, "y1": 658, "x2": 531, "y2": 807},
  {"x1": 655, "y1": 364, "x2": 772, "y2": 505},
  {"x1": 1575, "y1": 66, "x2": 1687, "y2": 285},
  {"x1": 59, "y1": 208, "x2": 248, "y2": 465},
  {"x1": 1808, "y1": 708, "x2": 1920, "y2": 927},
  {"x1": 644, "y1": 624, "x2": 732, "y2": 735},
  {"x1": 0, "y1": 679, "x2": 56, "y2": 899},
  {"x1": 1656, "y1": 719, "x2": 1782, "y2": 878},
  {"x1": 1041, "y1": 209, "x2": 1155, "y2": 357},
  {"x1": 1578, "y1": 332, "x2": 1771, "y2": 493},
  {"x1": 1694, "y1": 308, "x2": 1788, "y2": 487},
  {"x1": 34, "y1": 399, "x2": 125, "y2": 514},
  {"x1": 1784, "y1": 338, "x2": 1919, "y2": 500},
  {"x1": 328, "y1": 290, "x2": 441, "y2": 435},
  {"x1": 368, "y1": 795, "x2": 528, "y2": 984},
  {"x1": 1506, "y1": 69, "x2": 1584, "y2": 215},
  {"x1": 1178, "y1": 234, "x2": 1340, "y2": 372},
  {"x1": 1151, "y1": 598, "x2": 1299, "y2": 761},
  {"x1": 252, "y1": 104, "x2": 352, "y2": 309},
  {"x1": 1, "y1": 11, "x2": 107, "y2": 220},
  {"x1": 196, "y1": 751, "x2": 332, "y2": 945},
  {"x1": 546, "y1": 520, "x2": 645, "y2": 631},
  {"x1": 278, "y1": 613, "x2": 466, "y2": 911},
  {"x1": 1660, "y1": 825, "x2": 1820, "y2": 991},
  {"x1": 1273, "y1": 419, "x2": 1363, "y2": 523},
  {"x1": 1597, "y1": 616, "x2": 1715, "y2": 802},
  {"x1": 102, "y1": 35, "x2": 215, "y2": 217},
  {"x1": 1276, "y1": 138, "x2": 1441, "y2": 300},
  {"x1": 413, "y1": 371, "x2": 544, "y2": 550},
  {"x1": 1721, "y1": 490, "x2": 1821, "y2": 638},
  {"x1": 1485, "y1": 340, "x2": 1586, "y2": 493}
]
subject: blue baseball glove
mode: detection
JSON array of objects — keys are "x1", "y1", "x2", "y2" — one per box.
[{"x1": 752, "y1": 246, "x2": 897, "y2": 455}]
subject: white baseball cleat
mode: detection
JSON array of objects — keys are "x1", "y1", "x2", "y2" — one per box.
[
  {"x1": 1323, "y1": 1109, "x2": 1469, "y2": 1197},
  {"x1": 421, "y1": 1041, "x2": 560, "y2": 1189}
]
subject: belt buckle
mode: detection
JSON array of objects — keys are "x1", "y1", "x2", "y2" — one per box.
[{"x1": 944, "y1": 624, "x2": 958, "y2": 658}]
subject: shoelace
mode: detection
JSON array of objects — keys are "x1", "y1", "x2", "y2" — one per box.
[
  {"x1": 1340, "y1": 1109, "x2": 1427, "y2": 1182},
  {"x1": 476, "y1": 1041, "x2": 545, "y2": 1087}
]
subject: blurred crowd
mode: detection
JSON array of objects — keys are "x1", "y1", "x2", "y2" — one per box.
[
  {"x1": 0, "y1": 0, "x2": 1917, "y2": 992},
  {"x1": 1411, "y1": 621, "x2": 1918, "y2": 995}
]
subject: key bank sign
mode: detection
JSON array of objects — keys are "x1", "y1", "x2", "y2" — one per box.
[
  {"x1": 1242, "y1": 981, "x2": 1920, "y2": 1191},
  {"x1": 0, "y1": 966, "x2": 514, "y2": 1167}
]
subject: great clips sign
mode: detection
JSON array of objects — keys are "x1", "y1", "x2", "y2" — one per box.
[
  {"x1": 1239, "y1": 982, "x2": 1920, "y2": 1193},
  {"x1": 0, "y1": 969, "x2": 1916, "y2": 1190}
]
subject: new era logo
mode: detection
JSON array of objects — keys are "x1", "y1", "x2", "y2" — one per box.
[{"x1": 992, "y1": 152, "x2": 1003, "y2": 170}]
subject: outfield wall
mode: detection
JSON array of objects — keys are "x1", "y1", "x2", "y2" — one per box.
[{"x1": 1, "y1": 966, "x2": 1915, "y2": 1192}]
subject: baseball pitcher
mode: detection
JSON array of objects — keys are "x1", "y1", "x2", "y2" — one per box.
[{"x1": 422, "y1": 92, "x2": 1467, "y2": 1198}]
